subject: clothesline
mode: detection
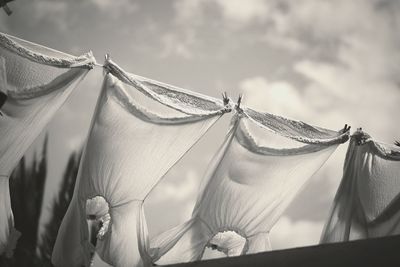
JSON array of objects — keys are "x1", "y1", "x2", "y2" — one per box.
[{"x1": 1, "y1": 31, "x2": 400, "y2": 267}]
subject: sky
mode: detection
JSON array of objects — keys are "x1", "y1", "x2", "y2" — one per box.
[{"x1": 1, "y1": 0, "x2": 400, "y2": 265}]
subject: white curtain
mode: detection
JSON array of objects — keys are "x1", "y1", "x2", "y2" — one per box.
[
  {"x1": 321, "y1": 129, "x2": 400, "y2": 243},
  {"x1": 52, "y1": 59, "x2": 230, "y2": 267},
  {"x1": 0, "y1": 32, "x2": 94, "y2": 256},
  {"x1": 151, "y1": 108, "x2": 349, "y2": 265}
]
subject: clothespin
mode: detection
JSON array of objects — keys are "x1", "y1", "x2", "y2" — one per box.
[
  {"x1": 0, "y1": 0, "x2": 14, "y2": 16},
  {"x1": 220, "y1": 91, "x2": 232, "y2": 113},
  {"x1": 0, "y1": 91, "x2": 7, "y2": 116},
  {"x1": 235, "y1": 94, "x2": 243, "y2": 114},
  {"x1": 236, "y1": 94, "x2": 242, "y2": 108},
  {"x1": 222, "y1": 92, "x2": 229, "y2": 106},
  {"x1": 394, "y1": 140, "x2": 400, "y2": 147},
  {"x1": 103, "y1": 53, "x2": 111, "y2": 74},
  {"x1": 342, "y1": 124, "x2": 351, "y2": 133}
]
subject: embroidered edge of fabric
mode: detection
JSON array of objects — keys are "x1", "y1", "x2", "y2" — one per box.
[
  {"x1": 235, "y1": 119, "x2": 334, "y2": 156},
  {"x1": 366, "y1": 140, "x2": 400, "y2": 160},
  {"x1": 243, "y1": 108, "x2": 350, "y2": 145},
  {"x1": 0, "y1": 32, "x2": 95, "y2": 69},
  {"x1": 350, "y1": 131, "x2": 400, "y2": 160},
  {"x1": 104, "y1": 60, "x2": 230, "y2": 116},
  {"x1": 109, "y1": 75, "x2": 226, "y2": 124},
  {"x1": 6, "y1": 68, "x2": 87, "y2": 99}
]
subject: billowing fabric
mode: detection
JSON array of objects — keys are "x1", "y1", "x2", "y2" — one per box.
[
  {"x1": 52, "y1": 60, "x2": 229, "y2": 267},
  {"x1": 0, "y1": 32, "x2": 94, "y2": 256},
  {"x1": 208, "y1": 231, "x2": 247, "y2": 257},
  {"x1": 150, "y1": 111, "x2": 349, "y2": 265},
  {"x1": 321, "y1": 129, "x2": 400, "y2": 243}
]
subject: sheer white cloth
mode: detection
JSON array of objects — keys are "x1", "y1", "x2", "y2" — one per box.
[
  {"x1": 321, "y1": 129, "x2": 400, "y2": 243},
  {"x1": 52, "y1": 59, "x2": 229, "y2": 267},
  {"x1": 150, "y1": 110, "x2": 349, "y2": 265},
  {"x1": 0, "y1": 32, "x2": 94, "y2": 256}
]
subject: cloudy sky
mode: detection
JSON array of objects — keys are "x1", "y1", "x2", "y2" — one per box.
[{"x1": 1, "y1": 0, "x2": 400, "y2": 265}]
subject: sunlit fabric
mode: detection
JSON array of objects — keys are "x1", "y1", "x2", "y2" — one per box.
[
  {"x1": 151, "y1": 109, "x2": 349, "y2": 265},
  {"x1": 0, "y1": 32, "x2": 94, "y2": 256},
  {"x1": 208, "y1": 231, "x2": 247, "y2": 257},
  {"x1": 52, "y1": 59, "x2": 230, "y2": 267},
  {"x1": 321, "y1": 129, "x2": 400, "y2": 243}
]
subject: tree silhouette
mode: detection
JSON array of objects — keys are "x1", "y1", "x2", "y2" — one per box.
[
  {"x1": 38, "y1": 149, "x2": 81, "y2": 266},
  {"x1": 0, "y1": 137, "x2": 82, "y2": 267}
]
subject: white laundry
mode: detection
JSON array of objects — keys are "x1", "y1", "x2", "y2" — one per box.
[
  {"x1": 150, "y1": 108, "x2": 349, "y2": 265},
  {"x1": 0, "y1": 32, "x2": 94, "y2": 256},
  {"x1": 52, "y1": 59, "x2": 230, "y2": 267},
  {"x1": 321, "y1": 129, "x2": 400, "y2": 243}
]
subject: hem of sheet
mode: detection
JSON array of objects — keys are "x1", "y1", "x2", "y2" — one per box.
[
  {"x1": 104, "y1": 59, "x2": 231, "y2": 116},
  {"x1": 6, "y1": 68, "x2": 87, "y2": 99},
  {"x1": 368, "y1": 141, "x2": 400, "y2": 161},
  {"x1": 243, "y1": 108, "x2": 350, "y2": 145},
  {"x1": 0, "y1": 32, "x2": 95, "y2": 68},
  {"x1": 109, "y1": 74, "x2": 225, "y2": 124},
  {"x1": 235, "y1": 122, "x2": 334, "y2": 156}
]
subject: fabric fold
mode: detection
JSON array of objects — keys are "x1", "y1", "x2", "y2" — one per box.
[
  {"x1": 104, "y1": 58, "x2": 230, "y2": 116},
  {"x1": 243, "y1": 107, "x2": 349, "y2": 145},
  {"x1": 0, "y1": 32, "x2": 94, "y2": 256},
  {"x1": 153, "y1": 112, "x2": 345, "y2": 265},
  {"x1": 321, "y1": 129, "x2": 400, "y2": 243},
  {"x1": 52, "y1": 71, "x2": 227, "y2": 267}
]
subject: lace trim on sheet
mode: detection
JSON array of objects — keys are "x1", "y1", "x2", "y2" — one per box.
[
  {"x1": 360, "y1": 140, "x2": 400, "y2": 161},
  {"x1": 0, "y1": 33, "x2": 95, "y2": 69},
  {"x1": 104, "y1": 60, "x2": 230, "y2": 116},
  {"x1": 243, "y1": 108, "x2": 350, "y2": 145},
  {"x1": 235, "y1": 121, "x2": 332, "y2": 156},
  {"x1": 6, "y1": 68, "x2": 87, "y2": 99},
  {"x1": 110, "y1": 78, "x2": 223, "y2": 124},
  {"x1": 371, "y1": 141, "x2": 400, "y2": 160},
  {"x1": 351, "y1": 130, "x2": 400, "y2": 160}
]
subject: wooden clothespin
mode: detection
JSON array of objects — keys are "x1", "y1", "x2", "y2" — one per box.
[
  {"x1": 103, "y1": 53, "x2": 111, "y2": 74},
  {"x1": 236, "y1": 94, "x2": 242, "y2": 108},
  {"x1": 221, "y1": 92, "x2": 229, "y2": 106},
  {"x1": 342, "y1": 124, "x2": 351, "y2": 133},
  {"x1": 235, "y1": 94, "x2": 243, "y2": 114},
  {"x1": 0, "y1": 0, "x2": 14, "y2": 16},
  {"x1": 221, "y1": 92, "x2": 232, "y2": 112}
]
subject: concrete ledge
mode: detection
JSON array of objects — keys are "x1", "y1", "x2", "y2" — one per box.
[{"x1": 164, "y1": 235, "x2": 400, "y2": 267}]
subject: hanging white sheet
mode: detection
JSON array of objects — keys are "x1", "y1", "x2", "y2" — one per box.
[
  {"x1": 52, "y1": 59, "x2": 230, "y2": 267},
  {"x1": 321, "y1": 129, "x2": 400, "y2": 243},
  {"x1": 0, "y1": 32, "x2": 95, "y2": 256},
  {"x1": 150, "y1": 108, "x2": 349, "y2": 265}
]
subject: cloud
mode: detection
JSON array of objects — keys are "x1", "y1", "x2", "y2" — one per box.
[
  {"x1": 145, "y1": 169, "x2": 200, "y2": 236},
  {"x1": 175, "y1": 0, "x2": 269, "y2": 26},
  {"x1": 213, "y1": 0, "x2": 269, "y2": 25},
  {"x1": 270, "y1": 216, "x2": 324, "y2": 249},
  {"x1": 240, "y1": 76, "x2": 312, "y2": 120},
  {"x1": 159, "y1": 31, "x2": 195, "y2": 59},
  {"x1": 0, "y1": 13, "x2": 10, "y2": 32},
  {"x1": 167, "y1": 0, "x2": 272, "y2": 59},
  {"x1": 88, "y1": 0, "x2": 138, "y2": 19},
  {"x1": 238, "y1": 0, "x2": 400, "y2": 246},
  {"x1": 240, "y1": 0, "x2": 400, "y2": 140}
]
